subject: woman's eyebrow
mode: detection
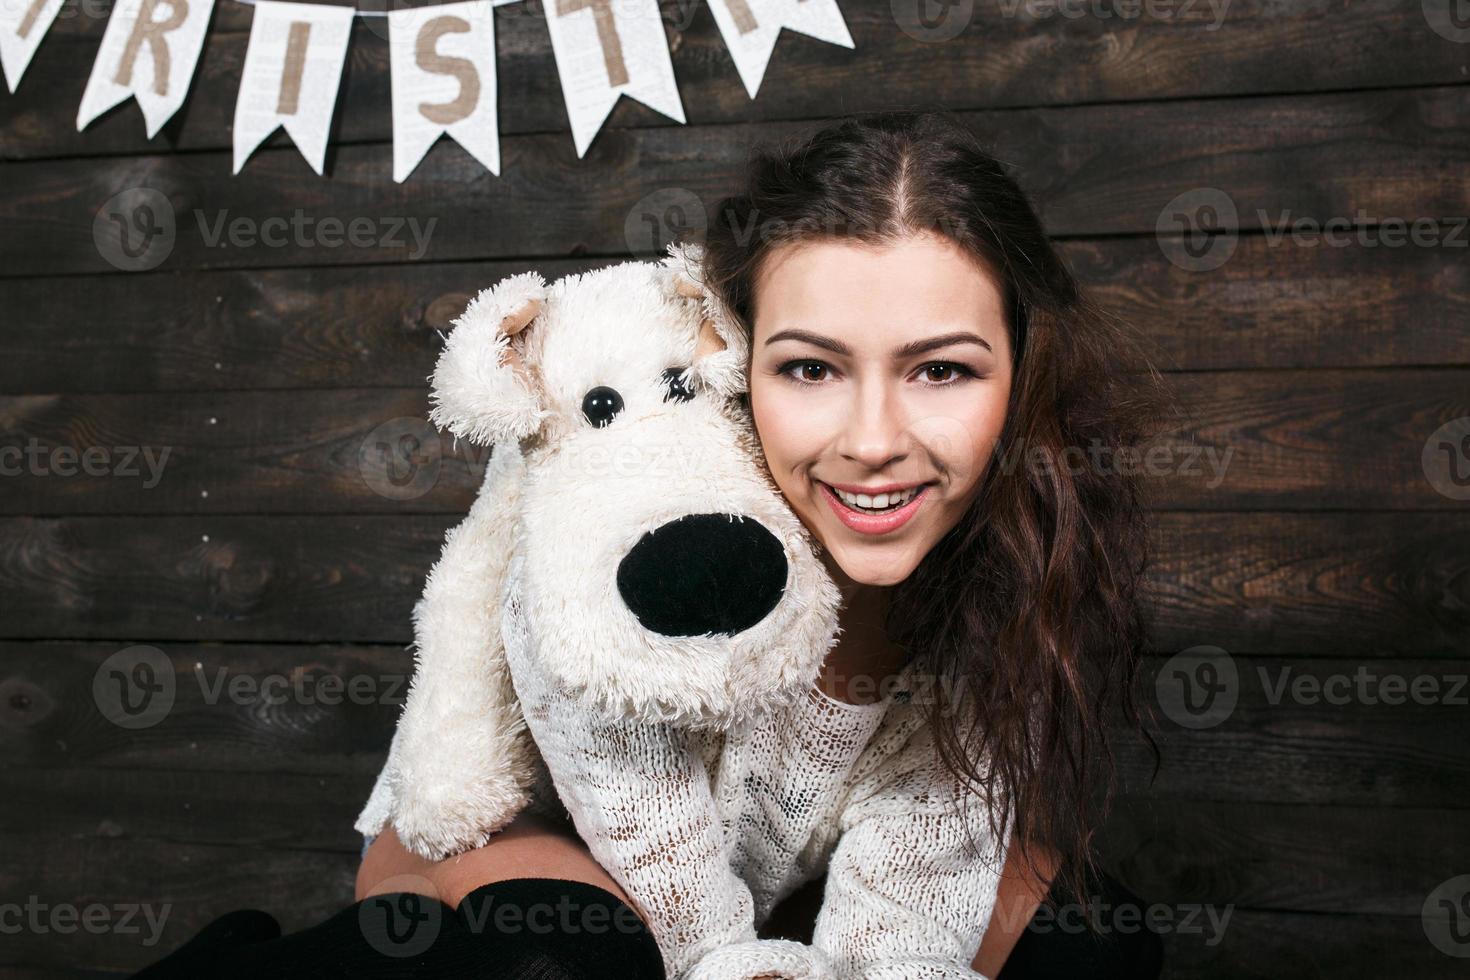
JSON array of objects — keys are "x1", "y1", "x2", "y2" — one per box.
[
  {"x1": 894, "y1": 332, "x2": 993, "y2": 357},
  {"x1": 764, "y1": 328, "x2": 993, "y2": 357}
]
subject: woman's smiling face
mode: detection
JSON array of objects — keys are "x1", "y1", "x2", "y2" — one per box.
[{"x1": 747, "y1": 231, "x2": 1014, "y2": 587}]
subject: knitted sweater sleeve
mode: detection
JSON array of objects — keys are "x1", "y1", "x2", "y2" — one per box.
[
  {"x1": 810, "y1": 727, "x2": 1012, "y2": 979},
  {"x1": 503, "y1": 583, "x2": 833, "y2": 979}
]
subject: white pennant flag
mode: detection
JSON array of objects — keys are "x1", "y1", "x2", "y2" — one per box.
[
  {"x1": 232, "y1": 0, "x2": 353, "y2": 175},
  {"x1": 707, "y1": 0, "x2": 852, "y2": 99},
  {"x1": 389, "y1": 0, "x2": 499, "y2": 183},
  {"x1": 544, "y1": 0, "x2": 684, "y2": 158},
  {"x1": 77, "y1": 0, "x2": 217, "y2": 137},
  {"x1": 1, "y1": 0, "x2": 65, "y2": 92}
]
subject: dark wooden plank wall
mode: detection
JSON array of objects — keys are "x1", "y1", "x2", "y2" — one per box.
[{"x1": 2, "y1": 0, "x2": 1468, "y2": 976}]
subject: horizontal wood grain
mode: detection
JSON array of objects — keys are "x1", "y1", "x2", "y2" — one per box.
[
  {"x1": 3, "y1": 86, "x2": 1466, "y2": 275},
  {"x1": 2, "y1": 369, "x2": 1466, "y2": 514},
  {"x1": 1155, "y1": 908, "x2": 1461, "y2": 980},
  {"x1": 4, "y1": 643, "x2": 1466, "y2": 808},
  {"x1": 0, "y1": 642, "x2": 409, "y2": 775},
  {"x1": 1, "y1": 511, "x2": 1464, "y2": 651},
  {"x1": 1100, "y1": 798, "x2": 1470, "y2": 917},
  {"x1": 2, "y1": 235, "x2": 1465, "y2": 397},
  {"x1": 0, "y1": 833, "x2": 356, "y2": 972},
  {"x1": 0, "y1": 767, "x2": 377, "y2": 852}
]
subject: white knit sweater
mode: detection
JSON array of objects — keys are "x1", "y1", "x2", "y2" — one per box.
[{"x1": 504, "y1": 598, "x2": 1013, "y2": 980}]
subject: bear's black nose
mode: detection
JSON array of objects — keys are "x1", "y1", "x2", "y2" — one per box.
[{"x1": 616, "y1": 514, "x2": 787, "y2": 637}]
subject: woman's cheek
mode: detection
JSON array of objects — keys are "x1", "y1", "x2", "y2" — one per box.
[{"x1": 906, "y1": 388, "x2": 1007, "y2": 488}]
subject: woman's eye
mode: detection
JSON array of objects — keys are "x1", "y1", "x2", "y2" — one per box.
[
  {"x1": 779, "y1": 360, "x2": 829, "y2": 384},
  {"x1": 918, "y1": 363, "x2": 970, "y2": 385}
]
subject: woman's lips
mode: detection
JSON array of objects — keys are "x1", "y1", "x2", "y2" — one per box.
[{"x1": 817, "y1": 481, "x2": 930, "y2": 535}]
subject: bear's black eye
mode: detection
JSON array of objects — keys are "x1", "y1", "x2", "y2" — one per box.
[
  {"x1": 662, "y1": 367, "x2": 695, "y2": 403},
  {"x1": 582, "y1": 386, "x2": 624, "y2": 427}
]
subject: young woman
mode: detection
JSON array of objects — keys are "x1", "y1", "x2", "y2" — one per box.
[{"x1": 133, "y1": 110, "x2": 1170, "y2": 979}]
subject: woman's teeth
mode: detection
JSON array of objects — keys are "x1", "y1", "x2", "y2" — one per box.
[{"x1": 830, "y1": 485, "x2": 920, "y2": 513}]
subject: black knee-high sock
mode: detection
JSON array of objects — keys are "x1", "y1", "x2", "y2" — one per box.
[
  {"x1": 131, "y1": 890, "x2": 467, "y2": 980},
  {"x1": 129, "y1": 908, "x2": 281, "y2": 978},
  {"x1": 455, "y1": 878, "x2": 666, "y2": 979},
  {"x1": 130, "y1": 878, "x2": 665, "y2": 980}
]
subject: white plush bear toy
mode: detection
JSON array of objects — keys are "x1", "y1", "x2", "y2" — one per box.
[{"x1": 355, "y1": 242, "x2": 850, "y2": 977}]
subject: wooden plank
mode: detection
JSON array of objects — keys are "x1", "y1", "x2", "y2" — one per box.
[
  {"x1": 3, "y1": 87, "x2": 1466, "y2": 275},
  {"x1": 1099, "y1": 799, "x2": 1470, "y2": 918},
  {"x1": 1124, "y1": 657, "x2": 1470, "y2": 808},
  {"x1": 0, "y1": 256, "x2": 592, "y2": 395},
  {"x1": 1, "y1": 512, "x2": 1466, "y2": 652},
  {"x1": 2, "y1": 236, "x2": 1464, "y2": 397},
  {"x1": 4, "y1": 642, "x2": 1467, "y2": 807},
  {"x1": 1063, "y1": 234, "x2": 1470, "y2": 373},
  {"x1": 4, "y1": 369, "x2": 1468, "y2": 514},
  {"x1": 0, "y1": 515, "x2": 449, "y2": 643},
  {"x1": 0, "y1": 767, "x2": 373, "y2": 852},
  {"x1": 6, "y1": 0, "x2": 1467, "y2": 159},
  {"x1": 1144, "y1": 511, "x2": 1469, "y2": 656},
  {"x1": 0, "y1": 833, "x2": 355, "y2": 973},
  {"x1": 0, "y1": 642, "x2": 407, "y2": 774},
  {"x1": 1154, "y1": 908, "x2": 1457, "y2": 980}
]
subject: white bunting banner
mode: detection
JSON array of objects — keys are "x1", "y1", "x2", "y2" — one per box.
[
  {"x1": 1, "y1": 0, "x2": 65, "y2": 92},
  {"x1": 544, "y1": 0, "x2": 684, "y2": 158},
  {"x1": 36, "y1": 0, "x2": 855, "y2": 178},
  {"x1": 77, "y1": 0, "x2": 218, "y2": 137},
  {"x1": 388, "y1": 0, "x2": 499, "y2": 183},
  {"x1": 708, "y1": 0, "x2": 852, "y2": 99},
  {"x1": 232, "y1": 0, "x2": 353, "y2": 174}
]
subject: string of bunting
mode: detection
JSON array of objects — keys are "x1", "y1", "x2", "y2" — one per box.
[{"x1": 0, "y1": 0, "x2": 853, "y2": 180}]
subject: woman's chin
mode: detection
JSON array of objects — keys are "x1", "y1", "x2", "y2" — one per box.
[{"x1": 818, "y1": 538, "x2": 922, "y2": 589}]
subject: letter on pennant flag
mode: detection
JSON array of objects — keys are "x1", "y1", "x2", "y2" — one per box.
[
  {"x1": 1, "y1": 0, "x2": 65, "y2": 92},
  {"x1": 232, "y1": 0, "x2": 354, "y2": 174},
  {"x1": 707, "y1": 0, "x2": 852, "y2": 99},
  {"x1": 388, "y1": 0, "x2": 499, "y2": 183},
  {"x1": 77, "y1": 0, "x2": 217, "y2": 137},
  {"x1": 544, "y1": 0, "x2": 684, "y2": 158}
]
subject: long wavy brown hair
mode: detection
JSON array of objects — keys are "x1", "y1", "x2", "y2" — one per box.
[{"x1": 698, "y1": 109, "x2": 1177, "y2": 924}]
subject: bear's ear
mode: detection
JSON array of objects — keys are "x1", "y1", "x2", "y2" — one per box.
[
  {"x1": 663, "y1": 241, "x2": 749, "y2": 398},
  {"x1": 429, "y1": 271, "x2": 549, "y2": 446}
]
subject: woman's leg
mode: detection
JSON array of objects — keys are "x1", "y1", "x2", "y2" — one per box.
[
  {"x1": 355, "y1": 811, "x2": 638, "y2": 912},
  {"x1": 131, "y1": 811, "x2": 665, "y2": 979}
]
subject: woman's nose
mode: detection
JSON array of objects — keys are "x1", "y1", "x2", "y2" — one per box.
[{"x1": 834, "y1": 383, "x2": 911, "y2": 469}]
